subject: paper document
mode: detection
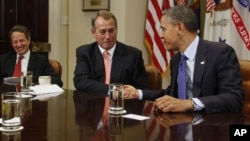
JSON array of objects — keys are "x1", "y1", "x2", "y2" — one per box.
[
  {"x1": 3, "y1": 77, "x2": 20, "y2": 85},
  {"x1": 29, "y1": 84, "x2": 64, "y2": 95},
  {"x1": 31, "y1": 92, "x2": 63, "y2": 100},
  {"x1": 122, "y1": 114, "x2": 150, "y2": 121}
]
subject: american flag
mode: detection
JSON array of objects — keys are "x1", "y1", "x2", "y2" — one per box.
[
  {"x1": 177, "y1": 0, "x2": 187, "y2": 5},
  {"x1": 144, "y1": 0, "x2": 174, "y2": 76},
  {"x1": 206, "y1": 0, "x2": 216, "y2": 12}
]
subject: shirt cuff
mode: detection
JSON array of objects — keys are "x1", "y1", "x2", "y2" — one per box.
[
  {"x1": 192, "y1": 98, "x2": 205, "y2": 111},
  {"x1": 138, "y1": 89, "x2": 143, "y2": 100}
]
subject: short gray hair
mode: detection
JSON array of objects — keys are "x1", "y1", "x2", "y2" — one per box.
[{"x1": 163, "y1": 5, "x2": 198, "y2": 33}]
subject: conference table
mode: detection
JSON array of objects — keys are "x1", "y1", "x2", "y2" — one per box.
[{"x1": 0, "y1": 83, "x2": 249, "y2": 141}]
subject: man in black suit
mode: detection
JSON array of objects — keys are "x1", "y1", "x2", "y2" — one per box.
[
  {"x1": 73, "y1": 10, "x2": 148, "y2": 94},
  {"x1": 0, "y1": 25, "x2": 63, "y2": 87},
  {"x1": 124, "y1": 5, "x2": 244, "y2": 113}
]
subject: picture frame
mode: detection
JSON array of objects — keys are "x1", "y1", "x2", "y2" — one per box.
[{"x1": 82, "y1": 0, "x2": 110, "y2": 11}]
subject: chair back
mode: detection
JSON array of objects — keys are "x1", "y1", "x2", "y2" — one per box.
[
  {"x1": 239, "y1": 60, "x2": 250, "y2": 115},
  {"x1": 49, "y1": 59, "x2": 62, "y2": 77},
  {"x1": 145, "y1": 65, "x2": 162, "y2": 90}
]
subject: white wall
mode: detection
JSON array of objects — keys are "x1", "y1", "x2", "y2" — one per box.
[{"x1": 50, "y1": 0, "x2": 169, "y2": 90}]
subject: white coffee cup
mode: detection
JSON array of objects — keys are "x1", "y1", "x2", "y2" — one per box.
[{"x1": 38, "y1": 76, "x2": 51, "y2": 85}]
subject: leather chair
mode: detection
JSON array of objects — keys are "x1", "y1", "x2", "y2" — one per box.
[
  {"x1": 239, "y1": 60, "x2": 250, "y2": 116},
  {"x1": 145, "y1": 65, "x2": 162, "y2": 90},
  {"x1": 49, "y1": 59, "x2": 62, "y2": 77}
]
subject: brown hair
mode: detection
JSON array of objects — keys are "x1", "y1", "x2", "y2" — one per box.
[
  {"x1": 9, "y1": 25, "x2": 31, "y2": 42},
  {"x1": 91, "y1": 10, "x2": 118, "y2": 29}
]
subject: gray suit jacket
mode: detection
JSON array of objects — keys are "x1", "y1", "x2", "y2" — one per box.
[
  {"x1": 142, "y1": 39, "x2": 244, "y2": 113},
  {"x1": 73, "y1": 41, "x2": 148, "y2": 94},
  {"x1": 0, "y1": 51, "x2": 63, "y2": 87}
]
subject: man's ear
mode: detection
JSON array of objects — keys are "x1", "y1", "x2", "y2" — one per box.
[
  {"x1": 91, "y1": 28, "x2": 95, "y2": 34},
  {"x1": 177, "y1": 22, "x2": 185, "y2": 35}
]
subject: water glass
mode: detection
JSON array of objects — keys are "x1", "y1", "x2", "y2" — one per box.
[
  {"x1": 1, "y1": 92, "x2": 21, "y2": 129},
  {"x1": 109, "y1": 83, "x2": 126, "y2": 114},
  {"x1": 21, "y1": 71, "x2": 33, "y2": 91}
]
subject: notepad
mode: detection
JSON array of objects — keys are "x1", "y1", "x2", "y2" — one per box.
[
  {"x1": 29, "y1": 84, "x2": 64, "y2": 95},
  {"x1": 122, "y1": 114, "x2": 150, "y2": 121}
]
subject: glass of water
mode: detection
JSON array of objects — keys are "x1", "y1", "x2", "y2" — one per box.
[
  {"x1": 21, "y1": 71, "x2": 33, "y2": 92},
  {"x1": 1, "y1": 92, "x2": 21, "y2": 129},
  {"x1": 108, "y1": 83, "x2": 126, "y2": 114}
]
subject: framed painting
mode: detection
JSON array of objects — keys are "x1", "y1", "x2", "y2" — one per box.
[{"x1": 83, "y1": 0, "x2": 110, "y2": 11}]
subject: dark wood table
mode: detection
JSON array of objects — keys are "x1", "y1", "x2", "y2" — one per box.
[{"x1": 0, "y1": 83, "x2": 249, "y2": 141}]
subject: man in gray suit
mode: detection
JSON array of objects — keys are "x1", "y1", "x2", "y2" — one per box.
[
  {"x1": 0, "y1": 25, "x2": 63, "y2": 87},
  {"x1": 124, "y1": 5, "x2": 244, "y2": 113},
  {"x1": 73, "y1": 10, "x2": 148, "y2": 94}
]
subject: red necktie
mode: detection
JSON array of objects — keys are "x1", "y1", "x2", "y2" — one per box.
[
  {"x1": 13, "y1": 56, "x2": 24, "y2": 77},
  {"x1": 13, "y1": 55, "x2": 24, "y2": 92},
  {"x1": 102, "y1": 51, "x2": 111, "y2": 125}
]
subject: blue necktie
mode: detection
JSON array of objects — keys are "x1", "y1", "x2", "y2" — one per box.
[{"x1": 178, "y1": 54, "x2": 187, "y2": 99}]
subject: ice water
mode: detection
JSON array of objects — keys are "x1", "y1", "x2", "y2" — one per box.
[
  {"x1": 2, "y1": 99, "x2": 21, "y2": 127},
  {"x1": 21, "y1": 71, "x2": 33, "y2": 91},
  {"x1": 109, "y1": 88, "x2": 124, "y2": 111}
]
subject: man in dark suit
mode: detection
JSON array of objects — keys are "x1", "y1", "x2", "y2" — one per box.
[
  {"x1": 0, "y1": 25, "x2": 63, "y2": 87},
  {"x1": 124, "y1": 5, "x2": 244, "y2": 113},
  {"x1": 73, "y1": 10, "x2": 148, "y2": 94}
]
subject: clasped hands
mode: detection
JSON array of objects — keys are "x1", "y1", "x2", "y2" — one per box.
[{"x1": 123, "y1": 85, "x2": 194, "y2": 113}]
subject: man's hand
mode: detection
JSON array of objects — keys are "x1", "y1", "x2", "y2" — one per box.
[{"x1": 123, "y1": 85, "x2": 139, "y2": 99}]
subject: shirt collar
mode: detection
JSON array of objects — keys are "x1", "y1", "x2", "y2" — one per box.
[
  {"x1": 184, "y1": 35, "x2": 199, "y2": 61},
  {"x1": 17, "y1": 50, "x2": 30, "y2": 60},
  {"x1": 99, "y1": 43, "x2": 116, "y2": 59}
]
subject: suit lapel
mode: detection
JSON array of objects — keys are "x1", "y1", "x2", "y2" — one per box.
[
  {"x1": 110, "y1": 43, "x2": 124, "y2": 83},
  {"x1": 193, "y1": 40, "x2": 207, "y2": 97},
  {"x1": 9, "y1": 54, "x2": 17, "y2": 76},
  {"x1": 169, "y1": 53, "x2": 181, "y2": 96},
  {"x1": 94, "y1": 46, "x2": 106, "y2": 82},
  {"x1": 27, "y1": 53, "x2": 36, "y2": 71}
]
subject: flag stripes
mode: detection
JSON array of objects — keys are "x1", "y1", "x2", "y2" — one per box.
[{"x1": 144, "y1": 0, "x2": 173, "y2": 76}]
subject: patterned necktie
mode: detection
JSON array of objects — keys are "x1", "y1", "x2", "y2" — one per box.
[
  {"x1": 177, "y1": 54, "x2": 187, "y2": 99},
  {"x1": 102, "y1": 51, "x2": 111, "y2": 125},
  {"x1": 13, "y1": 55, "x2": 24, "y2": 77}
]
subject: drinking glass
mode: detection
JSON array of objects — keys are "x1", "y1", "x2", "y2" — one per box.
[
  {"x1": 1, "y1": 92, "x2": 21, "y2": 129},
  {"x1": 21, "y1": 71, "x2": 33, "y2": 91},
  {"x1": 109, "y1": 83, "x2": 126, "y2": 114}
]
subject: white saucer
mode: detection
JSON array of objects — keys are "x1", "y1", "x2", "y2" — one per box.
[
  {"x1": 0, "y1": 126, "x2": 23, "y2": 132},
  {"x1": 108, "y1": 109, "x2": 127, "y2": 115}
]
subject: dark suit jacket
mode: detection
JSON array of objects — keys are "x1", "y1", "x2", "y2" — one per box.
[
  {"x1": 73, "y1": 41, "x2": 148, "y2": 94},
  {"x1": 142, "y1": 39, "x2": 244, "y2": 113},
  {"x1": 0, "y1": 51, "x2": 63, "y2": 87}
]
